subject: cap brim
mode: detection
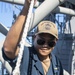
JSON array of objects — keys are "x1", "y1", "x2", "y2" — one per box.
[{"x1": 35, "y1": 31, "x2": 58, "y2": 39}]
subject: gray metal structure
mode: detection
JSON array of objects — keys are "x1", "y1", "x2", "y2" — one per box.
[{"x1": 0, "y1": 0, "x2": 75, "y2": 75}]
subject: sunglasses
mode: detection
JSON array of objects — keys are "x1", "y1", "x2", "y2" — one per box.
[{"x1": 37, "y1": 38, "x2": 56, "y2": 47}]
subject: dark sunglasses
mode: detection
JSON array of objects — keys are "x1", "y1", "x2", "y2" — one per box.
[{"x1": 37, "y1": 39, "x2": 56, "y2": 47}]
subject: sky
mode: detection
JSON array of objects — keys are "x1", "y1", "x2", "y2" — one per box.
[{"x1": 0, "y1": 2, "x2": 22, "y2": 41}]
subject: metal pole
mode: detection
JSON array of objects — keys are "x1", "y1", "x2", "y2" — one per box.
[
  {"x1": 0, "y1": 0, "x2": 24, "y2": 5},
  {"x1": 53, "y1": 6, "x2": 75, "y2": 16},
  {"x1": 28, "y1": 0, "x2": 65, "y2": 31},
  {"x1": 0, "y1": 0, "x2": 65, "y2": 32},
  {"x1": 0, "y1": 23, "x2": 8, "y2": 36}
]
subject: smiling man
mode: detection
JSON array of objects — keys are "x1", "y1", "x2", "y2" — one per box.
[{"x1": 2, "y1": 0, "x2": 63, "y2": 75}]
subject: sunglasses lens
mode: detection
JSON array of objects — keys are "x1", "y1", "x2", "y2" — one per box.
[
  {"x1": 48, "y1": 41, "x2": 56, "y2": 47},
  {"x1": 37, "y1": 38, "x2": 56, "y2": 47},
  {"x1": 37, "y1": 39, "x2": 45, "y2": 45}
]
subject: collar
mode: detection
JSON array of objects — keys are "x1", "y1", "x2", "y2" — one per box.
[{"x1": 30, "y1": 46, "x2": 44, "y2": 75}]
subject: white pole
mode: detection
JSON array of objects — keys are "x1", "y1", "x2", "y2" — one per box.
[
  {"x1": 53, "y1": 6, "x2": 75, "y2": 16},
  {"x1": 0, "y1": 0, "x2": 24, "y2": 5},
  {"x1": 0, "y1": 0, "x2": 65, "y2": 31},
  {"x1": 0, "y1": 23, "x2": 9, "y2": 36},
  {"x1": 0, "y1": 0, "x2": 75, "y2": 16},
  {"x1": 28, "y1": 0, "x2": 65, "y2": 31}
]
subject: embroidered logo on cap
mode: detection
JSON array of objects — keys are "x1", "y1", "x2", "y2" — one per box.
[{"x1": 45, "y1": 24, "x2": 51, "y2": 30}]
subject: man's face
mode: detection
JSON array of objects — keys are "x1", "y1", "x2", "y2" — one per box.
[{"x1": 34, "y1": 33, "x2": 57, "y2": 57}]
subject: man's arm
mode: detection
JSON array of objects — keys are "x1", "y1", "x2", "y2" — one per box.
[{"x1": 3, "y1": 0, "x2": 30, "y2": 59}]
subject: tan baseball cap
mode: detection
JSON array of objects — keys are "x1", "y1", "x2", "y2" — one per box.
[{"x1": 35, "y1": 21, "x2": 58, "y2": 39}]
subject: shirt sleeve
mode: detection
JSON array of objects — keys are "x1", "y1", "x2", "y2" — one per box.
[{"x1": 2, "y1": 47, "x2": 17, "y2": 70}]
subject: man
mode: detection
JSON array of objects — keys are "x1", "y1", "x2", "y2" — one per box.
[{"x1": 2, "y1": 0, "x2": 63, "y2": 75}]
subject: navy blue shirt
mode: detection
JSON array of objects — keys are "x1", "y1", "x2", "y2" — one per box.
[
  {"x1": 20, "y1": 46, "x2": 63, "y2": 75},
  {"x1": 2, "y1": 46, "x2": 63, "y2": 75}
]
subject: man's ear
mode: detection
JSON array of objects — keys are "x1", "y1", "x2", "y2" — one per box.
[{"x1": 56, "y1": 38, "x2": 58, "y2": 41}]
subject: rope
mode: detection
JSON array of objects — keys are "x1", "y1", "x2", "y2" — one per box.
[{"x1": 13, "y1": 0, "x2": 34, "y2": 75}]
